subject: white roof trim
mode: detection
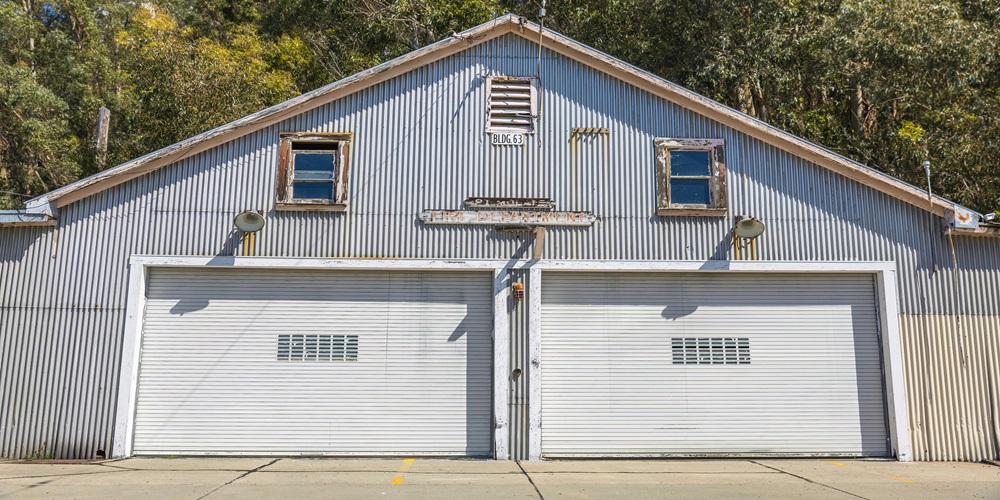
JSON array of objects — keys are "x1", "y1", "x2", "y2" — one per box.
[{"x1": 0, "y1": 211, "x2": 56, "y2": 227}]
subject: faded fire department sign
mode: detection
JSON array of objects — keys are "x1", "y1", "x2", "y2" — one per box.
[{"x1": 419, "y1": 210, "x2": 597, "y2": 226}]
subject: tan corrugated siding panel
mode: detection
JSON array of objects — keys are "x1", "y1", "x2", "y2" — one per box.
[{"x1": 900, "y1": 314, "x2": 1000, "y2": 461}]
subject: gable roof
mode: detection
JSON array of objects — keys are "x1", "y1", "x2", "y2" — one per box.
[{"x1": 24, "y1": 14, "x2": 966, "y2": 219}]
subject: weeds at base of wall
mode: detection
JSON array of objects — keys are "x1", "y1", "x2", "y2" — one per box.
[{"x1": 22, "y1": 442, "x2": 54, "y2": 461}]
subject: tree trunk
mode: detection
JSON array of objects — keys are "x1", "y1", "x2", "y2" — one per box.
[
  {"x1": 22, "y1": 0, "x2": 35, "y2": 78},
  {"x1": 849, "y1": 82, "x2": 864, "y2": 135}
]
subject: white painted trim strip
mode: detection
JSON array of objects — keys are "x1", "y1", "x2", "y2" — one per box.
[
  {"x1": 130, "y1": 255, "x2": 517, "y2": 270},
  {"x1": 130, "y1": 256, "x2": 896, "y2": 274},
  {"x1": 535, "y1": 260, "x2": 897, "y2": 273},
  {"x1": 527, "y1": 267, "x2": 543, "y2": 461},
  {"x1": 112, "y1": 261, "x2": 148, "y2": 458},
  {"x1": 876, "y1": 268, "x2": 912, "y2": 461},
  {"x1": 492, "y1": 268, "x2": 510, "y2": 460}
]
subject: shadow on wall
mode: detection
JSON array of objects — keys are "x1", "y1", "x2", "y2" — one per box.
[
  {"x1": 851, "y1": 303, "x2": 893, "y2": 457},
  {"x1": 168, "y1": 230, "x2": 243, "y2": 315},
  {"x1": 0, "y1": 225, "x2": 54, "y2": 263}
]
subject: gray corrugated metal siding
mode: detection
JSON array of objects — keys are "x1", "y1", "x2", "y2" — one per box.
[
  {"x1": 508, "y1": 268, "x2": 530, "y2": 460},
  {"x1": 2, "y1": 33, "x2": 1000, "y2": 460}
]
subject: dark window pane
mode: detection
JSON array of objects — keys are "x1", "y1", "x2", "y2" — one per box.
[
  {"x1": 293, "y1": 153, "x2": 335, "y2": 174},
  {"x1": 292, "y1": 141, "x2": 338, "y2": 152},
  {"x1": 671, "y1": 179, "x2": 711, "y2": 205},
  {"x1": 293, "y1": 181, "x2": 334, "y2": 200},
  {"x1": 670, "y1": 150, "x2": 710, "y2": 176}
]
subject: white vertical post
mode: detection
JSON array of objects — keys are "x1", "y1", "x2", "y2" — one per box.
[
  {"x1": 113, "y1": 260, "x2": 148, "y2": 458},
  {"x1": 527, "y1": 267, "x2": 543, "y2": 460},
  {"x1": 877, "y1": 267, "x2": 912, "y2": 461},
  {"x1": 492, "y1": 268, "x2": 510, "y2": 460}
]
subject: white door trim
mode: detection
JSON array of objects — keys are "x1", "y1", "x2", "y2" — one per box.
[
  {"x1": 113, "y1": 256, "x2": 509, "y2": 459},
  {"x1": 527, "y1": 261, "x2": 910, "y2": 462},
  {"x1": 113, "y1": 257, "x2": 909, "y2": 462}
]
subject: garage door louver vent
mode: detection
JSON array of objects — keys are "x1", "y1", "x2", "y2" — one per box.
[
  {"x1": 277, "y1": 334, "x2": 358, "y2": 361},
  {"x1": 671, "y1": 337, "x2": 750, "y2": 365}
]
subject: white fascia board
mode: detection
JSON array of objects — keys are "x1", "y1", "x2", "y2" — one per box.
[
  {"x1": 130, "y1": 255, "x2": 896, "y2": 274},
  {"x1": 129, "y1": 255, "x2": 518, "y2": 270},
  {"x1": 532, "y1": 260, "x2": 896, "y2": 273},
  {"x1": 21, "y1": 198, "x2": 56, "y2": 216},
  {"x1": 0, "y1": 211, "x2": 55, "y2": 226}
]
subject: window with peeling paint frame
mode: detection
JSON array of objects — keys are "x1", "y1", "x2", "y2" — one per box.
[
  {"x1": 655, "y1": 138, "x2": 728, "y2": 216},
  {"x1": 276, "y1": 132, "x2": 352, "y2": 210}
]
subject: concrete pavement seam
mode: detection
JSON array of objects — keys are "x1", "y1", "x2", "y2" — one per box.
[
  {"x1": 0, "y1": 470, "x2": 127, "y2": 481},
  {"x1": 750, "y1": 461, "x2": 869, "y2": 500},
  {"x1": 195, "y1": 458, "x2": 280, "y2": 500},
  {"x1": 516, "y1": 461, "x2": 545, "y2": 500}
]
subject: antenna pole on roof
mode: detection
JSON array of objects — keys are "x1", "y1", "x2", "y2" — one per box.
[
  {"x1": 923, "y1": 160, "x2": 939, "y2": 273},
  {"x1": 535, "y1": 1, "x2": 546, "y2": 148}
]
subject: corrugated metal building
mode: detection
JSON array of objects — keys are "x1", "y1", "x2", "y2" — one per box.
[{"x1": 2, "y1": 15, "x2": 999, "y2": 462}]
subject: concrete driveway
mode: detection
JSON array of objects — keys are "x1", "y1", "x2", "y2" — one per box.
[{"x1": 1, "y1": 458, "x2": 998, "y2": 499}]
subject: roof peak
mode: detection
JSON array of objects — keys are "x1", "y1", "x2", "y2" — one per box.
[{"x1": 24, "y1": 14, "x2": 965, "y2": 223}]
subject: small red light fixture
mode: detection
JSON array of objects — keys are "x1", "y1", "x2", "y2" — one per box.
[{"x1": 512, "y1": 281, "x2": 525, "y2": 299}]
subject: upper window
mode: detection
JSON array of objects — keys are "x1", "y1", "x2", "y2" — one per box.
[
  {"x1": 276, "y1": 132, "x2": 351, "y2": 210},
  {"x1": 655, "y1": 138, "x2": 727, "y2": 216},
  {"x1": 487, "y1": 76, "x2": 537, "y2": 133}
]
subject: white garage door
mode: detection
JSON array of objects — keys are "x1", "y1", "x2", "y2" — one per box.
[
  {"x1": 133, "y1": 268, "x2": 492, "y2": 456},
  {"x1": 541, "y1": 272, "x2": 889, "y2": 457}
]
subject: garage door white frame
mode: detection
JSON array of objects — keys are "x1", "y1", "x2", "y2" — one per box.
[
  {"x1": 524, "y1": 261, "x2": 910, "y2": 462},
  {"x1": 113, "y1": 256, "x2": 514, "y2": 459},
  {"x1": 113, "y1": 257, "x2": 909, "y2": 462}
]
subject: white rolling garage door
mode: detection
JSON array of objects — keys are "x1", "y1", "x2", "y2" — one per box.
[
  {"x1": 133, "y1": 268, "x2": 492, "y2": 456},
  {"x1": 541, "y1": 272, "x2": 889, "y2": 457}
]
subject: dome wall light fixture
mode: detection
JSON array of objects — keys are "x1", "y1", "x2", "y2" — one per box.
[
  {"x1": 234, "y1": 210, "x2": 265, "y2": 233},
  {"x1": 732, "y1": 215, "x2": 765, "y2": 260},
  {"x1": 234, "y1": 210, "x2": 265, "y2": 256}
]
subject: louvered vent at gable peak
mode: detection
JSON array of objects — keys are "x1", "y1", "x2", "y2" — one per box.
[{"x1": 487, "y1": 77, "x2": 536, "y2": 133}]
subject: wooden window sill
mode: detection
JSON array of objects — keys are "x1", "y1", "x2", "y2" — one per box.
[
  {"x1": 275, "y1": 203, "x2": 348, "y2": 212},
  {"x1": 657, "y1": 207, "x2": 728, "y2": 217}
]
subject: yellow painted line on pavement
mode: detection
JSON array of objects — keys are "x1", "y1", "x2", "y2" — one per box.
[
  {"x1": 881, "y1": 474, "x2": 914, "y2": 483},
  {"x1": 391, "y1": 458, "x2": 415, "y2": 485},
  {"x1": 826, "y1": 461, "x2": 914, "y2": 483}
]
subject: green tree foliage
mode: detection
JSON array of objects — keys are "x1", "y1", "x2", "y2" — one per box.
[
  {"x1": 0, "y1": 1, "x2": 302, "y2": 208},
  {"x1": 1, "y1": 0, "x2": 998, "y2": 212},
  {"x1": 108, "y1": 4, "x2": 298, "y2": 163}
]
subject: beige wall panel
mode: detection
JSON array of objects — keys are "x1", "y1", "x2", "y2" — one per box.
[{"x1": 900, "y1": 314, "x2": 1000, "y2": 461}]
